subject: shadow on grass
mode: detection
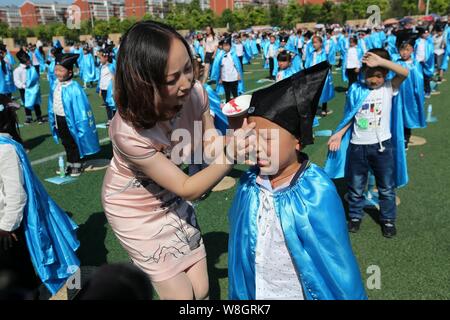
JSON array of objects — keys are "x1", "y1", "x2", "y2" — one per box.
[
  {"x1": 203, "y1": 231, "x2": 228, "y2": 300},
  {"x1": 24, "y1": 134, "x2": 51, "y2": 151},
  {"x1": 76, "y1": 212, "x2": 109, "y2": 266},
  {"x1": 331, "y1": 178, "x2": 381, "y2": 226},
  {"x1": 335, "y1": 86, "x2": 348, "y2": 93}
]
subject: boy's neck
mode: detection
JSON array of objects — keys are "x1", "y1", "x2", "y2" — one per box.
[{"x1": 268, "y1": 160, "x2": 302, "y2": 189}]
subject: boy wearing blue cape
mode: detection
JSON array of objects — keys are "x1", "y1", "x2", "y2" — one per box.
[
  {"x1": 228, "y1": 61, "x2": 367, "y2": 300},
  {"x1": 13, "y1": 49, "x2": 44, "y2": 125},
  {"x1": 48, "y1": 53, "x2": 100, "y2": 177},
  {"x1": 97, "y1": 48, "x2": 116, "y2": 126},
  {"x1": 325, "y1": 49, "x2": 409, "y2": 238},
  {"x1": 393, "y1": 32, "x2": 426, "y2": 150}
]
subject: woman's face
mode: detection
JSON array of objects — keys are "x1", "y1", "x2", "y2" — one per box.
[
  {"x1": 158, "y1": 38, "x2": 194, "y2": 120},
  {"x1": 313, "y1": 38, "x2": 322, "y2": 50}
]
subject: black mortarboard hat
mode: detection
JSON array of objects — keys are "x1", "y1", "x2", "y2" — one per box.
[
  {"x1": 16, "y1": 49, "x2": 30, "y2": 64},
  {"x1": 279, "y1": 34, "x2": 290, "y2": 43},
  {"x1": 0, "y1": 43, "x2": 6, "y2": 52},
  {"x1": 247, "y1": 61, "x2": 330, "y2": 145},
  {"x1": 416, "y1": 26, "x2": 429, "y2": 36},
  {"x1": 395, "y1": 29, "x2": 418, "y2": 49},
  {"x1": 223, "y1": 36, "x2": 232, "y2": 46},
  {"x1": 55, "y1": 53, "x2": 79, "y2": 70}
]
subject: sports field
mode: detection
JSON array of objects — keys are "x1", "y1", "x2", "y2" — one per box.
[{"x1": 19, "y1": 58, "x2": 450, "y2": 299}]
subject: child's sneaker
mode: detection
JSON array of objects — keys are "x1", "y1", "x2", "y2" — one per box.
[
  {"x1": 381, "y1": 221, "x2": 397, "y2": 238},
  {"x1": 348, "y1": 218, "x2": 361, "y2": 233},
  {"x1": 56, "y1": 165, "x2": 72, "y2": 176},
  {"x1": 24, "y1": 119, "x2": 33, "y2": 125},
  {"x1": 70, "y1": 164, "x2": 83, "y2": 177}
]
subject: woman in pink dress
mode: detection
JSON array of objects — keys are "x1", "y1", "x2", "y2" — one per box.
[{"x1": 101, "y1": 21, "x2": 254, "y2": 300}]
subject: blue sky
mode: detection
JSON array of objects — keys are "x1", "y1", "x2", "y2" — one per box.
[{"x1": 0, "y1": 0, "x2": 72, "y2": 5}]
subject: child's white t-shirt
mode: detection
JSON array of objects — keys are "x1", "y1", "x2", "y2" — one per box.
[{"x1": 351, "y1": 80, "x2": 398, "y2": 145}]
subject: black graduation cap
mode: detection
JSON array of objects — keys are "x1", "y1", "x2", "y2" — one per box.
[
  {"x1": 223, "y1": 36, "x2": 232, "y2": 46},
  {"x1": 55, "y1": 53, "x2": 79, "y2": 70},
  {"x1": 0, "y1": 43, "x2": 6, "y2": 52},
  {"x1": 304, "y1": 30, "x2": 313, "y2": 39},
  {"x1": 279, "y1": 34, "x2": 290, "y2": 43},
  {"x1": 16, "y1": 49, "x2": 30, "y2": 64},
  {"x1": 416, "y1": 26, "x2": 429, "y2": 36},
  {"x1": 395, "y1": 29, "x2": 418, "y2": 49},
  {"x1": 247, "y1": 61, "x2": 330, "y2": 145}
]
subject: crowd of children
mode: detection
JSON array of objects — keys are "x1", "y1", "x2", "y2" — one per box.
[{"x1": 0, "y1": 16, "x2": 449, "y2": 300}]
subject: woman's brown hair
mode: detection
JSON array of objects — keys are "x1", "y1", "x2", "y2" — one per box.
[{"x1": 115, "y1": 20, "x2": 193, "y2": 129}]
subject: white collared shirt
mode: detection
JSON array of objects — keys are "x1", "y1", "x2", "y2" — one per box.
[
  {"x1": 100, "y1": 63, "x2": 113, "y2": 90},
  {"x1": 53, "y1": 80, "x2": 73, "y2": 117},
  {"x1": 221, "y1": 53, "x2": 239, "y2": 82},
  {"x1": 0, "y1": 133, "x2": 27, "y2": 232},
  {"x1": 13, "y1": 64, "x2": 27, "y2": 89},
  {"x1": 254, "y1": 175, "x2": 305, "y2": 300},
  {"x1": 346, "y1": 46, "x2": 361, "y2": 69},
  {"x1": 415, "y1": 39, "x2": 426, "y2": 62}
]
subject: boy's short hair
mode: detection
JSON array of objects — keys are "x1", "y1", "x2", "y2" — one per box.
[
  {"x1": 277, "y1": 50, "x2": 292, "y2": 62},
  {"x1": 362, "y1": 48, "x2": 390, "y2": 74},
  {"x1": 349, "y1": 36, "x2": 358, "y2": 45}
]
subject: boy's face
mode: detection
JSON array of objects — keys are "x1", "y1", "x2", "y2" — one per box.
[
  {"x1": 248, "y1": 116, "x2": 300, "y2": 176},
  {"x1": 278, "y1": 60, "x2": 290, "y2": 70},
  {"x1": 55, "y1": 65, "x2": 72, "y2": 82},
  {"x1": 365, "y1": 68, "x2": 387, "y2": 89},
  {"x1": 223, "y1": 43, "x2": 231, "y2": 52},
  {"x1": 312, "y1": 38, "x2": 322, "y2": 50},
  {"x1": 400, "y1": 45, "x2": 413, "y2": 61},
  {"x1": 270, "y1": 37, "x2": 276, "y2": 43},
  {"x1": 100, "y1": 55, "x2": 108, "y2": 64}
]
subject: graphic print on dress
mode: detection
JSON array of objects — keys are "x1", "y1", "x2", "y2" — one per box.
[{"x1": 142, "y1": 202, "x2": 203, "y2": 264}]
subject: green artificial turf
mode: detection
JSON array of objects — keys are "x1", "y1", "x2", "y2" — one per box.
[{"x1": 20, "y1": 58, "x2": 450, "y2": 300}]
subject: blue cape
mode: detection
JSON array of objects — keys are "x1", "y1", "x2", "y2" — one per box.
[
  {"x1": 414, "y1": 37, "x2": 435, "y2": 77},
  {"x1": 47, "y1": 57, "x2": 57, "y2": 91},
  {"x1": 25, "y1": 66, "x2": 41, "y2": 109},
  {"x1": 48, "y1": 81, "x2": 101, "y2": 158},
  {"x1": 324, "y1": 82, "x2": 408, "y2": 188},
  {"x1": 0, "y1": 136, "x2": 80, "y2": 295},
  {"x1": 96, "y1": 63, "x2": 116, "y2": 110},
  {"x1": 228, "y1": 164, "x2": 367, "y2": 300},
  {"x1": 0, "y1": 59, "x2": 16, "y2": 94},
  {"x1": 250, "y1": 39, "x2": 259, "y2": 57},
  {"x1": 262, "y1": 42, "x2": 279, "y2": 69},
  {"x1": 393, "y1": 57, "x2": 426, "y2": 129},
  {"x1": 242, "y1": 40, "x2": 253, "y2": 65},
  {"x1": 204, "y1": 83, "x2": 228, "y2": 135},
  {"x1": 80, "y1": 53, "x2": 97, "y2": 83},
  {"x1": 385, "y1": 34, "x2": 398, "y2": 57},
  {"x1": 305, "y1": 50, "x2": 335, "y2": 104},
  {"x1": 324, "y1": 38, "x2": 337, "y2": 65}
]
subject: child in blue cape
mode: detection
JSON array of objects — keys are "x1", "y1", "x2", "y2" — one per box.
[
  {"x1": 228, "y1": 62, "x2": 367, "y2": 300},
  {"x1": 0, "y1": 95, "x2": 79, "y2": 297},
  {"x1": 394, "y1": 34, "x2": 426, "y2": 150},
  {"x1": 97, "y1": 49, "x2": 116, "y2": 126},
  {"x1": 325, "y1": 48, "x2": 409, "y2": 238},
  {"x1": 80, "y1": 46, "x2": 97, "y2": 88},
  {"x1": 305, "y1": 36, "x2": 335, "y2": 116},
  {"x1": 13, "y1": 49, "x2": 43, "y2": 125},
  {"x1": 414, "y1": 27, "x2": 434, "y2": 98},
  {"x1": 211, "y1": 37, "x2": 244, "y2": 102},
  {"x1": 0, "y1": 44, "x2": 16, "y2": 97},
  {"x1": 48, "y1": 53, "x2": 100, "y2": 177},
  {"x1": 275, "y1": 50, "x2": 296, "y2": 82}
]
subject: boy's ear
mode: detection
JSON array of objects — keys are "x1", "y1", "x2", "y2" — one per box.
[{"x1": 295, "y1": 140, "x2": 302, "y2": 152}]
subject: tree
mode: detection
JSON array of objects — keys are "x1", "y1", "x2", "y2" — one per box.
[
  {"x1": 269, "y1": 0, "x2": 284, "y2": 27},
  {"x1": 429, "y1": 0, "x2": 450, "y2": 15},
  {"x1": 283, "y1": 0, "x2": 302, "y2": 28},
  {"x1": 0, "y1": 21, "x2": 9, "y2": 38},
  {"x1": 319, "y1": 1, "x2": 336, "y2": 24},
  {"x1": 219, "y1": 9, "x2": 236, "y2": 30}
]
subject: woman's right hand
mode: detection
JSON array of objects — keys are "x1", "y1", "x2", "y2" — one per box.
[
  {"x1": 328, "y1": 133, "x2": 342, "y2": 152},
  {"x1": 225, "y1": 118, "x2": 256, "y2": 164}
]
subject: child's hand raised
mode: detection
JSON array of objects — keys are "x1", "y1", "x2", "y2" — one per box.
[{"x1": 362, "y1": 52, "x2": 385, "y2": 68}]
